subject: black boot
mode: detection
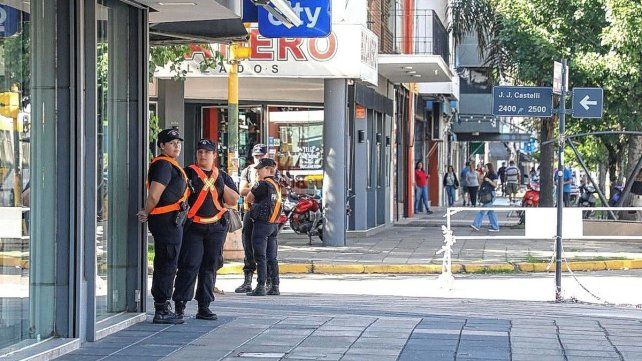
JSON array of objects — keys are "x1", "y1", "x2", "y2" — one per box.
[
  {"x1": 247, "y1": 284, "x2": 266, "y2": 296},
  {"x1": 195, "y1": 304, "x2": 218, "y2": 321},
  {"x1": 267, "y1": 284, "x2": 280, "y2": 296},
  {"x1": 235, "y1": 272, "x2": 253, "y2": 293},
  {"x1": 174, "y1": 301, "x2": 186, "y2": 319},
  {"x1": 267, "y1": 261, "x2": 279, "y2": 295},
  {"x1": 153, "y1": 301, "x2": 184, "y2": 325},
  {"x1": 266, "y1": 263, "x2": 273, "y2": 289}
]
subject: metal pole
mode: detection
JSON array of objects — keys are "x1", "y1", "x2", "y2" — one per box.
[
  {"x1": 567, "y1": 139, "x2": 615, "y2": 219},
  {"x1": 555, "y1": 59, "x2": 567, "y2": 302},
  {"x1": 227, "y1": 45, "x2": 239, "y2": 181}
]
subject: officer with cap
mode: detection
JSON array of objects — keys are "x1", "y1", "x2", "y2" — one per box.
[
  {"x1": 172, "y1": 139, "x2": 239, "y2": 320},
  {"x1": 245, "y1": 157, "x2": 282, "y2": 296},
  {"x1": 235, "y1": 144, "x2": 268, "y2": 293},
  {"x1": 138, "y1": 128, "x2": 188, "y2": 324}
]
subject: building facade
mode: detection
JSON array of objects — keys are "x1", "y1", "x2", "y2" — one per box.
[{"x1": 0, "y1": 0, "x2": 245, "y2": 358}]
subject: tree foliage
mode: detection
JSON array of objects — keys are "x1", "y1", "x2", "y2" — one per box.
[
  {"x1": 148, "y1": 44, "x2": 223, "y2": 80},
  {"x1": 450, "y1": 0, "x2": 642, "y2": 200}
]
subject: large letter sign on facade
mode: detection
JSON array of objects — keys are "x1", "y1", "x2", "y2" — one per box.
[{"x1": 258, "y1": 0, "x2": 331, "y2": 38}]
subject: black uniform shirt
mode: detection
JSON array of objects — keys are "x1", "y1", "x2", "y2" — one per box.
[
  {"x1": 148, "y1": 158, "x2": 187, "y2": 208},
  {"x1": 250, "y1": 176, "x2": 278, "y2": 222},
  {"x1": 186, "y1": 167, "x2": 238, "y2": 217}
]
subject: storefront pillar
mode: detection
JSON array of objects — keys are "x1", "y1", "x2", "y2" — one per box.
[
  {"x1": 322, "y1": 79, "x2": 348, "y2": 246},
  {"x1": 157, "y1": 78, "x2": 185, "y2": 163}
]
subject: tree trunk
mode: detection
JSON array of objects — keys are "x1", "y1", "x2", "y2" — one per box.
[
  {"x1": 598, "y1": 162, "x2": 607, "y2": 194},
  {"x1": 627, "y1": 136, "x2": 642, "y2": 180},
  {"x1": 624, "y1": 136, "x2": 642, "y2": 207},
  {"x1": 539, "y1": 117, "x2": 555, "y2": 207}
]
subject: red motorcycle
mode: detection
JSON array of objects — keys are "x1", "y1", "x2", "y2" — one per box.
[
  {"x1": 278, "y1": 187, "x2": 324, "y2": 244},
  {"x1": 518, "y1": 181, "x2": 540, "y2": 224}
]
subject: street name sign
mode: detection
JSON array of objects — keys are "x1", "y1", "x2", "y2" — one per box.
[
  {"x1": 571, "y1": 87, "x2": 603, "y2": 118},
  {"x1": 492, "y1": 86, "x2": 553, "y2": 117},
  {"x1": 258, "y1": 0, "x2": 332, "y2": 38}
]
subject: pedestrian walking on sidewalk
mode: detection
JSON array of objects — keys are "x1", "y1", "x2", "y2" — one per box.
[
  {"x1": 443, "y1": 165, "x2": 459, "y2": 207},
  {"x1": 471, "y1": 163, "x2": 499, "y2": 232},
  {"x1": 137, "y1": 128, "x2": 188, "y2": 325},
  {"x1": 460, "y1": 162, "x2": 470, "y2": 206},
  {"x1": 245, "y1": 158, "x2": 282, "y2": 296},
  {"x1": 414, "y1": 161, "x2": 433, "y2": 214},
  {"x1": 172, "y1": 139, "x2": 239, "y2": 321},
  {"x1": 465, "y1": 162, "x2": 480, "y2": 207},
  {"x1": 505, "y1": 160, "x2": 520, "y2": 204},
  {"x1": 497, "y1": 162, "x2": 507, "y2": 196}
]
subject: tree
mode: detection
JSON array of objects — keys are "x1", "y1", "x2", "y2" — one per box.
[
  {"x1": 449, "y1": 0, "x2": 641, "y2": 206},
  {"x1": 148, "y1": 44, "x2": 223, "y2": 80}
]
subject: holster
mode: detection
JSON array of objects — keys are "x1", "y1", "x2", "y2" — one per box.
[{"x1": 174, "y1": 201, "x2": 189, "y2": 226}]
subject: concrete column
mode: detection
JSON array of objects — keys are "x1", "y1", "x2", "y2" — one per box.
[
  {"x1": 323, "y1": 79, "x2": 348, "y2": 246},
  {"x1": 353, "y1": 110, "x2": 368, "y2": 230},
  {"x1": 157, "y1": 78, "x2": 185, "y2": 163}
]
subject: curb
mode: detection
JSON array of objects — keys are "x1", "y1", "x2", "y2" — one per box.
[{"x1": 202, "y1": 259, "x2": 642, "y2": 275}]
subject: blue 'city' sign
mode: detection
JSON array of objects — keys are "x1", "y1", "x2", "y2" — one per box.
[{"x1": 258, "y1": 0, "x2": 331, "y2": 38}]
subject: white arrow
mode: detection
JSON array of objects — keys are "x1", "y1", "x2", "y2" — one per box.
[{"x1": 580, "y1": 95, "x2": 598, "y2": 110}]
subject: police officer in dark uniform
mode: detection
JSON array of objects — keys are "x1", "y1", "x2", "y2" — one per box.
[
  {"x1": 245, "y1": 158, "x2": 282, "y2": 296},
  {"x1": 138, "y1": 128, "x2": 188, "y2": 324},
  {"x1": 235, "y1": 144, "x2": 268, "y2": 293},
  {"x1": 172, "y1": 139, "x2": 239, "y2": 320}
]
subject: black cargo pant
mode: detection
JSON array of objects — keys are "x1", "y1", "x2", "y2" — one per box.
[
  {"x1": 252, "y1": 220, "x2": 279, "y2": 286},
  {"x1": 173, "y1": 220, "x2": 228, "y2": 307},
  {"x1": 241, "y1": 213, "x2": 256, "y2": 273},
  {"x1": 148, "y1": 213, "x2": 183, "y2": 304}
]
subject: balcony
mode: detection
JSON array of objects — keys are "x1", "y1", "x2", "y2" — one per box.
[
  {"x1": 368, "y1": 8, "x2": 449, "y2": 65},
  {"x1": 371, "y1": 8, "x2": 453, "y2": 84}
]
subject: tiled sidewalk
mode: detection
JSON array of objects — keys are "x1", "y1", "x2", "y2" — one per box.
[
  {"x1": 58, "y1": 292, "x2": 642, "y2": 361},
  {"x1": 278, "y1": 209, "x2": 642, "y2": 265}
]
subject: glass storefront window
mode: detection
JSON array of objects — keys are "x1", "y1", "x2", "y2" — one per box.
[
  {"x1": 0, "y1": 1, "x2": 31, "y2": 352},
  {"x1": 268, "y1": 108, "x2": 323, "y2": 196},
  {"x1": 204, "y1": 106, "x2": 261, "y2": 174}
]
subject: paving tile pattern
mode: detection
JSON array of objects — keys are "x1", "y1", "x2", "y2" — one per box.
[{"x1": 58, "y1": 293, "x2": 642, "y2": 361}]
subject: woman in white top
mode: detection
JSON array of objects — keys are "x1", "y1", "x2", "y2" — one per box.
[{"x1": 465, "y1": 162, "x2": 480, "y2": 206}]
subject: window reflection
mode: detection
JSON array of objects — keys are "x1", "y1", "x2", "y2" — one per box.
[{"x1": 0, "y1": 0, "x2": 32, "y2": 352}]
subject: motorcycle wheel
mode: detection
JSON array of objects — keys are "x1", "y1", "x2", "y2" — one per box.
[{"x1": 318, "y1": 229, "x2": 323, "y2": 242}]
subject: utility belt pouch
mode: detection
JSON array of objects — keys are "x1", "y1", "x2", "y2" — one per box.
[{"x1": 174, "y1": 201, "x2": 189, "y2": 226}]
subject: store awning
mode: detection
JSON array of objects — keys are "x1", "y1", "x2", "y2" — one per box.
[
  {"x1": 149, "y1": 19, "x2": 248, "y2": 44},
  {"x1": 377, "y1": 54, "x2": 453, "y2": 84},
  {"x1": 138, "y1": 0, "x2": 249, "y2": 44}
]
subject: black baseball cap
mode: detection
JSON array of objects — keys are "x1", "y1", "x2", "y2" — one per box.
[
  {"x1": 254, "y1": 157, "x2": 276, "y2": 169},
  {"x1": 197, "y1": 138, "x2": 217, "y2": 152},
  {"x1": 157, "y1": 128, "x2": 183, "y2": 147}
]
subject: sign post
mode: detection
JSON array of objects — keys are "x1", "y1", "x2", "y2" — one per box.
[
  {"x1": 555, "y1": 59, "x2": 568, "y2": 302},
  {"x1": 491, "y1": 63, "x2": 604, "y2": 302}
]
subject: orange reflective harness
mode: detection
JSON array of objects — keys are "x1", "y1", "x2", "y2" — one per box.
[
  {"x1": 186, "y1": 165, "x2": 228, "y2": 224},
  {"x1": 148, "y1": 156, "x2": 189, "y2": 215},
  {"x1": 264, "y1": 178, "x2": 282, "y2": 224}
]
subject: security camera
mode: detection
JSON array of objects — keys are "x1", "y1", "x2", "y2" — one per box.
[{"x1": 252, "y1": 0, "x2": 303, "y2": 28}]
